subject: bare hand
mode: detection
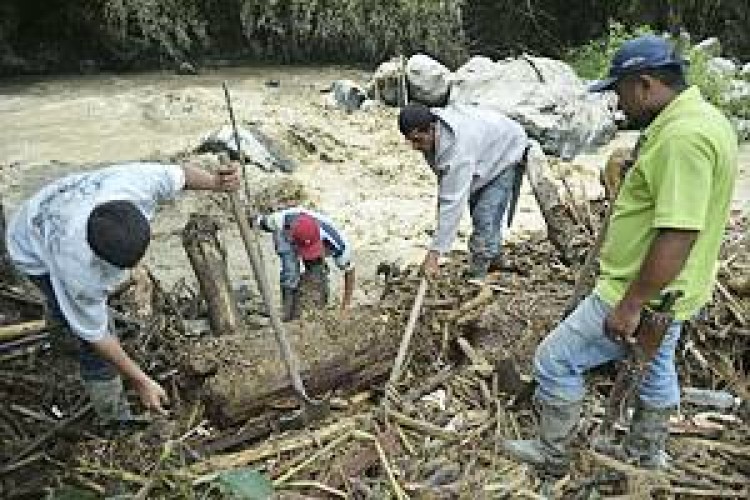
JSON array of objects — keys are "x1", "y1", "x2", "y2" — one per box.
[
  {"x1": 135, "y1": 377, "x2": 169, "y2": 415},
  {"x1": 214, "y1": 162, "x2": 241, "y2": 192},
  {"x1": 421, "y1": 250, "x2": 440, "y2": 279},
  {"x1": 604, "y1": 301, "x2": 642, "y2": 344}
]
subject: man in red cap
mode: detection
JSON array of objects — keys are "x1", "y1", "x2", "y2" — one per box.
[{"x1": 252, "y1": 207, "x2": 355, "y2": 320}]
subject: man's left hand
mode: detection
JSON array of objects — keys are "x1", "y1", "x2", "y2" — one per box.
[
  {"x1": 214, "y1": 162, "x2": 241, "y2": 191},
  {"x1": 604, "y1": 300, "x2": 642, "y2": 343}
]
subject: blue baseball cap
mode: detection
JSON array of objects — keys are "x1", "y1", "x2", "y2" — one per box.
[{"x1": 590, "y1": 35, "x2": 686, "y2": 92}]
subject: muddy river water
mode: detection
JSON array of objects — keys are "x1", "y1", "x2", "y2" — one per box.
[{"x1": 1, "y1": 67, "x2": 749, "y2": 304}]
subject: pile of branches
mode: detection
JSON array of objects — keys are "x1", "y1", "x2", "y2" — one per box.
[{"x1": 0, "y1": 210, "x2": 748, "y2": 498}]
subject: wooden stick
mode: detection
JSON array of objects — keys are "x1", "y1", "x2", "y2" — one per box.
[
  {"x1": 385, "y1": 409, "x2": 458, "y2": 441},
  {"x1": 273, "y1": 431, "x2": 352, "y2": 486},
  {"x1": 0, "y1": 320, "x2": 46, "y2": 341},
  {"x1": 187, "y1": 417, "x2": 356, "y2": 474},
  {"x1": 0, "y1": 402, "x2": 92, "y2": 474},
  {"x1": 385, "y1": 277, "x2": 428, "y2": 392},
  {"x1": 716, "y1": 281, "x2": 748, "y2": 326},
  {"x1": 677, "y1": 438, "x2": 750, "y2": 456},
  {"x1": 673, "y1": 459, "x2": 748, "y2": 487},
  {"x1": 661, "y1": 486, "x2": 749, "y2": 498},
  {"x1": 374, "y1": 435, "x2": 409, "y2": 500},
  {"x1": 282, "y1": 480, "x2": 348, "y2": 499},
  {"x1": 456, "y1": 337, "x2": 493, "y2": 377}
]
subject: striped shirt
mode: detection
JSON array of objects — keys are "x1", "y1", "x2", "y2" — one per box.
[{"x1": 256, "y1": 207, "x2": 354, "y2": 271}]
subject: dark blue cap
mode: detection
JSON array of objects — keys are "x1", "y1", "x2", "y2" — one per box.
[{"x1": 590, "y1": 35, "x2": 686, "y2": 92}]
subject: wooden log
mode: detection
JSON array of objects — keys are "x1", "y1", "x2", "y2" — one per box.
[
  {"x1": 179, "y1": 307, "x2": 408, "y2": 425},
  {"x1": 524, "y1": 140, "x2": 577, "y2": 264},
  {"x1": 182, "y1": 214, "x2": 241, "y2": 336}
]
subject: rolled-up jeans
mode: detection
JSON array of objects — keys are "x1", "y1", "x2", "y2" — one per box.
[
  {"x1": 29, "y1": 274, "x2": 118, "y2": 381},
  {"x1": 468, "y1": 164, "x2": 519, "y2": 267},
  {"x1": 534, "y1": 294, "x2": 682, "y2": 409}
]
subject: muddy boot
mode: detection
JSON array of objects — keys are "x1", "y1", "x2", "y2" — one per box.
[
  {"x1": 622, "y1": 401, "x2": 674, "y2": 469},
  {"x1": 502, "y1": 398, "x2": 581, "y2": 476},
  {"x1": 83, "y1": 376, "x2": 133, "y2": 425},
  {"x1": 463, "y1": 255, "x2": 490, "y2": 282},
  {"x1": 281, "y1": 287, "x2": 300, "y2": 322}
]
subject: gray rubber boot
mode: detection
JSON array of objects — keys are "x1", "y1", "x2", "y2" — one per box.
[
  {"x1": 83, "y1": 376, "x2": 133, "y2": 425},
  {"x1": 281, "y1": 287, "x2": 300, "y2": 322},
  {"x1": 464, "y1": 255, "x2": 490, "y2": 281},
  {"x1": 623, "y1": 401, "x2": 674, "y2": 469},
  {"x1": 502, "y1": 398, "x2": 582, "y2": 476}
]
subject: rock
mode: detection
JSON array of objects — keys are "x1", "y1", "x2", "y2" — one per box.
[
  {"x1": 368, "y1": 58, "x2": 405, "y2": 106},
  {"x1": 449, "y1": 54, "x2": 617, "y2": 158},
  {"x1": 731, "y1": 118, "x2": 750, "y2": 141},
  {"x1": 326, "y1": 79, "x2": 366, "y2": 112},
  {"x1": 359, "y1": 99, "x2": 381, "y2": 112},
  {"x1": 195, "y1": 125, "x2": 297, "y2": 173},
  {"x1": 264, "y1": 79, "x2": 281, "y2": 88},
  {"x1": 176, "y1": 61, "x2": 198, "y2": 75},
  {"x1": 693, "y1": 37, "x2": 722, "y2": 58},
  {"x1": 406, "y1": 54, "x2": 451, "y2": 106},
  {"x1": 707, "y1": 57, "x2": 737, "y2": 77},
  {"x1": 741, "y1": 62, "x2": 750, "y2": 79},
  {"x1": 726, "y1": 79, "x2": 750, "y2": 102}
]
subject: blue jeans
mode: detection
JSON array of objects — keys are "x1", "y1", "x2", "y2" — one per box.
[
  {"x1": 274, "y1": 231, "x2": 329, "y2": 297},
  {"x1": 30, "y1": 275, "x2": 118, "y2": 381},
  {"x1": 534, "y1": 294, "x2": 681, "y2": 409},
  {"x1": 468, "y1": 165, "x2": 519, "y2": 266}
]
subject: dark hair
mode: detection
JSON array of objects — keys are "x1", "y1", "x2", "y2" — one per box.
[
  {"x1": 87, "y1": 201, "x2": 151, "y2": 269},
  {"x1": 641, "y1": 64, "x2": 688, "y2": 91},
  {"x1": 398, "y1": 104, "x2": 436, "y2": 136}
]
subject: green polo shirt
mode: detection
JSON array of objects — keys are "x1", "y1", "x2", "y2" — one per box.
[{"x1": 595, "y1": 86, "x2": 738, "y2": 320}]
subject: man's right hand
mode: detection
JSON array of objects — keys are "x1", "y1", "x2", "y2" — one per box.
[
  {"x1": 422, "y1": 250, "x2": 440, "y2": 279},
  {"x1": 135, "y1": 377, "x2": 169, "y2": 415}
]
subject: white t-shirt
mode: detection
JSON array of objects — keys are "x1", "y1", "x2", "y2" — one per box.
[{"x1": 6, "y1": 163, "x2": 185, "y2": 341}]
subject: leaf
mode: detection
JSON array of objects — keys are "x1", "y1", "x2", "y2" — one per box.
[{"x1": 216, "y1": 468, "x2": 273, "y2": 500}]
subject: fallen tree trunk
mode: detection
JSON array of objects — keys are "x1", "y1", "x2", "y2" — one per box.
[
  {"x1": 525, "y1": 140, "x2": 581, "y2": 264},
  {"x1": 182, "y1": 214, "x2": 241, "y2": 336},
  {"x1": 178, "y1": 308, "x2": 407, "y2": 426}
]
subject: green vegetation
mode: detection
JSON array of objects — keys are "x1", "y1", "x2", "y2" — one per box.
[
  {"x1": 565, "y1": 22, "x2": 653, "y2": 80},
  {"x1": 564, "y1": 22, "x2": 750, "y2": 139}
]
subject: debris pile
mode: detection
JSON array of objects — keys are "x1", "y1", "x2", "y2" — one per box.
[{"x1": 0, "y1": 210, "x2": 748, "y2": 498}]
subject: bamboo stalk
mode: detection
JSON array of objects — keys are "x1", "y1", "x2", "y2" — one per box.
[
  {"x1": 273, "y1": 431, "x2": 352, "y2": 486},
  {"x1": 0, "y1": 320, "x2": 46, "y2": 341},
  {"x1": 187, "y1": 417, "x2": 356, "y2": 475}
]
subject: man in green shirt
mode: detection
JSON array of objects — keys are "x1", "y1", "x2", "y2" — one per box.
[{"x1": 503, "y1": 35, "x2": 738, "y2": 474}]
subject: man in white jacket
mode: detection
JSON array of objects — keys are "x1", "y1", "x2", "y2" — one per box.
[
  {"x1": 7, "y1": 161, "x2": 239, "y2": 424},
  {"x1": 398, "y1": 104, "x2": 528, "y2": 279}
]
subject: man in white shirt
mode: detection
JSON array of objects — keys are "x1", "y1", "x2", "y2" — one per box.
[
  {"x1": 6, "y1": 161, "x2": 239, "y2": 424},
  {"x1": 398, "y1": 104, "x2": 529, "y2": 280},
  {"x1": 252, "y1": 207, "x2": 355, "y2": 320}
]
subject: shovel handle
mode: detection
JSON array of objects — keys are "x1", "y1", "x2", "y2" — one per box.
[{"x1": 387, "y1": 277, "x2": 428, "y2": 387}]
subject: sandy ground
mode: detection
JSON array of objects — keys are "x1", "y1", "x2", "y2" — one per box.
[{"x1": 1, "y1": 67, "x2": 748, "y2": 305}]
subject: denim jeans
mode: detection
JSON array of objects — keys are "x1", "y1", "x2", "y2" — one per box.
[
  {"x1": 468, "y1": 165, "x2": 519, "y2": 266},
  {"x1": 30, "y1": 275, "x2": 118, "y2": 381},
  {"x1": 274, "y1": 231, "x2": 330, "y2": 299},
  {"x1": 534, "y1": 294, "x2": 682, "y2": 409}
]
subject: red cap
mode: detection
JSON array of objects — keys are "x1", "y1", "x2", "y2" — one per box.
[{"x1": 290, "y1": 214, "x2": 324, "y2": 261}]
